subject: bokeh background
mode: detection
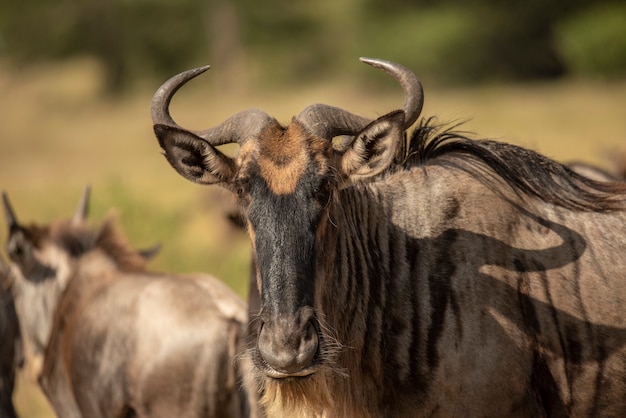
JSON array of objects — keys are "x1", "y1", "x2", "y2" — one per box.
[{"x1": 1, "y1": 0, "x2": 625, "y2": 416}]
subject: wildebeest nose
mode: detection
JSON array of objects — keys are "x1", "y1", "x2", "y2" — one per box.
[{"x1": 257, "y1": 318, "x2": 319, "y2": 375}]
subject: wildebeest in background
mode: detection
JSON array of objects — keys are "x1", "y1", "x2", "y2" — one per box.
[
  {"x1": 567, "y1": 161, "x2": 622, "y2": 182},
  {"x1": 152, "y1": 57, "x2": 626, "y2": 417},
  {"x1": 3, "y1": 187, "x2": 261, "y2": 418},
  {"x1": 0, "y1": 256, "x2": 20, "y2": 418}
]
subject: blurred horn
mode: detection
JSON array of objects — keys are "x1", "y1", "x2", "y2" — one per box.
[
  {"x1": 72, "y1": 185, "x2": 91, "y2": 225},
  {"x1": 2, "y1": 192, "x2": 19, "y2": 232}
]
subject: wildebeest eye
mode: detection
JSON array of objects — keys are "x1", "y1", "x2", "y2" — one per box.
[{"x1": 231, "y1": 178, "x2": 250, "y2": 201}]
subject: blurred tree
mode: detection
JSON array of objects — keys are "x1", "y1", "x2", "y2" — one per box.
[
  {"x1": 0, "y1": 0, "x2": 624, "y2": 93},
  {"x1": 204, "y1": 0, "x2": 248, "y2": 93},
  {"x1": 0, "y1": 0, "x2": 210, "y2": 93},
  {"x1": 360, "y1": 0, "x2": 624, "y2": 82},
  {"x1": 555, "y1": 3, "x2": 626, "y2": 79},
  {"x1": 238, "y1": 0, "x2": 336, "y2": 84},
  {"x1": 84, "y1": 0, "x2": 125, "y2": 91}
]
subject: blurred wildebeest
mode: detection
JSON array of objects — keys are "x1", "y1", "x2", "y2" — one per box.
[
  {"x1": 0, "y1": 256, "x2": 20, "y2": 418},
  {"x1": 3, "y1": 187, "x2": 261, "y2": 418},
  {"x1": 152, "y1": 57, "x2": 626, "y2": 417},
  {"x1": 567, "y1": 161, "x2": 622, "y2": 182}
]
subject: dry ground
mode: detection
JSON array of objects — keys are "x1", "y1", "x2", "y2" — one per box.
[{"x1": 1, "y1": 58, "x2": 625, "y2": 417}]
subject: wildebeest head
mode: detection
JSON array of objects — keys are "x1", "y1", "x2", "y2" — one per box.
[
  {"x1": 3, "y1": 187, "x2": 90, "y2": 274},
  {"x1": 152, "y1": 58, "x2": 423, "y2": 378},
  {"x1": 2, "y1": 187, "x2": 158, "y2": 365},
  {"x1": 2, "y1": 187, "x2": 92, "y2": 368}
]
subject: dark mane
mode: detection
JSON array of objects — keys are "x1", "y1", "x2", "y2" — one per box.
[
  {"x1": 394, "y1": 117, "x2": 626, "y2": 212},
  {"x1": 48, "y1": 216, "x2": 147, "y2": 272}
]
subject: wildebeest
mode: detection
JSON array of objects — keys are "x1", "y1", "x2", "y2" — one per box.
[
  {"x1": 0, "y1": 256, "x2": 20, "y2": 418},
  {"x1": 567, "y1": 161, "x2": 622, "y2": 182},
  {"x1": 3, "y1": 188, "x2": 261, "y2": 418},
  {"x1": 152, "y1": 58, "x2": 626, "y2": 417}
]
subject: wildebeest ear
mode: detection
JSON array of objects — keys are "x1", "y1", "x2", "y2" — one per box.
[
  {"x1": 138, "y1": 243, "x2": 161, "y2": 261},
  {"x1": 338, "y1": 110, "x2": 404, "y2": 184},
  {"x1": 154, "y1": 124, "x2": 236, "y2": 185}
]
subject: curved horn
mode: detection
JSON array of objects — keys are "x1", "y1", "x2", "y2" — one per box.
[
  {"x1": 151, "y1": 66, "x2": 273, "y2": 146},
  {"x1": 296, "y1": 104, "x2": 372, "y2": 140},
  {"x1": 72, "y1": 185, "x2": 90, "y2": 225},
  {"x1": 359, "y1": 57, "x2": 424, "y2": 129},
  {"x1": 297, "y1": 57, "x2": 424, "y2": 139},
  {"x1": 2, "y1": 192, "x2": 19, "y2": 232}
]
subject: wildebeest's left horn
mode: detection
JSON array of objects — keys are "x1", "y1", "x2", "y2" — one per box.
[
  {"x1": 297, "y1": 57, "x2": 424, "y2": 140},
  {"x1": 2, "y1": 192, "x2": 19, "y2": 232},
  {"x1": 359, "y1": 57, "x2": 424, "y2": 129},
  {"x1": 151, "y1": 66, "x2": 273, "y2": 146},
  {"x1": 72, "y1": 185, "x2": 91, "y2": 225}
]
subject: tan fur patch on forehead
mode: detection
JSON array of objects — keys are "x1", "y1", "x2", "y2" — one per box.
[{"x1": 258, "y1": 121, "x2": 312, "y2": 195}]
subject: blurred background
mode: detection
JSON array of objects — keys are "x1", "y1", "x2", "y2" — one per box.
[{"x1": 1, "y1": 0, "x2": 625, "y2": 416}]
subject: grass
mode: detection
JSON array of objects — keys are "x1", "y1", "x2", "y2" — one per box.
[{"x1": 1, "y1": 57, "x2": 625, "y2": 417}]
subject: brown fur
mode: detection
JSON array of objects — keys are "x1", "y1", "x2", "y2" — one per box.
[
  {"x1": 90, "y1": 216, "x2": 149, "y2": 272},
  {"x1": 258, "y1": 122, "x2": 310, "y2": 195}
]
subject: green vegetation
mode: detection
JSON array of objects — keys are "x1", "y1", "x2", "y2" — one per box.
[
  {"x1": 1, "y1": 0, "x2": 625, "y2": 94},
  {"x1": 556, "y1": 3, "x2": 626, "y2": 79}
]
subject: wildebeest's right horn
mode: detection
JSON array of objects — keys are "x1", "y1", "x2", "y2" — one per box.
[
  {"x1": 151, "y1": 66, "x2": 273, "y2": 146},
  {"x1": 72, "y1": 185, "x2": 91, "y2": 225},
  {"x1": 2, "y1": 192, "x2": 19, "y2": 232},
  {"x1": 296, "y1": 104, "x2": 373, "y2": 139}
]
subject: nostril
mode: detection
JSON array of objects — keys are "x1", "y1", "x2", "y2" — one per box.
[
  {"x1": 298, "y1": 320, "x2": 318, "y2": 363},
  {"x1": 257, "y1": 319, "x2": 319, "y2": 375}
]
